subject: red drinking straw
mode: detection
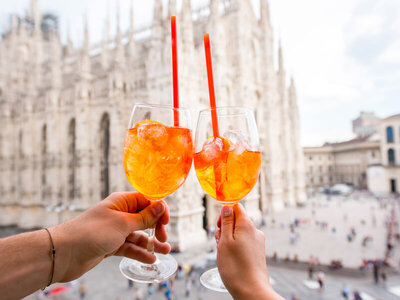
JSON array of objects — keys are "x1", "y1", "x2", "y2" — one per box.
[
  {"x1": 171, "y1": 16, "x2": 179, "y2": 127},
  {"x1": 203, "y1": 33, "x2": 219, "y2": 137},
  {"x1": 204, "y1": 34, "x2": 223, "y2": 201}
]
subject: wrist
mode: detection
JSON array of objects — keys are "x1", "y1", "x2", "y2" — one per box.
[
  {"x1": 49, "y1": 223, "x2": 73, "y2": 283},
  {"x1": 231, "y1": 276, "x2": 277, "y2": 300}
]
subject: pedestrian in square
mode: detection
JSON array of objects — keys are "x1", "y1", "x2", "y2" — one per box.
[
  {"x1": 147, "y1": 284, "x2": 154, "y2": 296},
  {"x1": 341, "y1": 284, "x2": 349, "y2": 299},
  {"x1": 308, "y1": 256, "x2": 315, "y2": 279},
  {"x1": 128, "y1": 279, "x2": 134, "y2": 289},
  {"x1": 185, "y1": 277, "x2": 192, "y2": 297},
  {"x1": 373, "y1": 260, "x2": 380, "y2": 284},
  {"x1": 381, "y1": 269, "x2": 387, "y2": 288},
  {"x1": 79, "y1": 281, "x2": 86, "y2": 300},
  {"x1": 316, "y1": 272, "x2": 325, "y2": 292},
  {"x1": 135, "y1": 288, "x2": 143, "y2": 300},
  {"x1": 353, "y1": 290, "x2": 362, "y2": 300}
]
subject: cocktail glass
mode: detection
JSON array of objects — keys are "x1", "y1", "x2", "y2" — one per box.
[
  {"x1": 120, "y1": 103, "x2": 193, "y2": 283},
  {"x1": 194, "y1": 106, "x2": 261, "y2": 292}
]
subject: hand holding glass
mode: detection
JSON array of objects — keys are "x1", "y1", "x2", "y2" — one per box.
[
  {"x1": 194, "y1": 106, "x2": 261, "y2": 291},
  {"x1": 120, "y1": 104, "x2": 193, "y2": 282}
]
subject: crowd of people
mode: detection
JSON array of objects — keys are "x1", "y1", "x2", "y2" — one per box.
[
  {"x1": 267, "y1": 192, "x2": 400, "y2": 300},
  {"x1": 2, "y1": 191, "x2": 399, "y2": 300}
]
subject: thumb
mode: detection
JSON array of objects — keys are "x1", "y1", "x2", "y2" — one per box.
[
  {"x1": 220, "y1": 206, "x2": 234, "y2": 242},
  {"x1": 126, "y1": 201, "x2": 166, "y2": 231}
]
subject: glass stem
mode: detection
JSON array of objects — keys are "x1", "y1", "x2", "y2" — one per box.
[{"x1": 145, "y1": 225, "x2": 156, "y2": 254}]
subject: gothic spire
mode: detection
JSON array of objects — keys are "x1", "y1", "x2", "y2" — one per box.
[
  {"x1": 66, "y1": 26, "x2": 73, "y2": 56},
  {"x1": 289, "y1": 77, "x2": 296, "y2": 100},
  {"x1": 83, "y1": 14, "x2": 89, "y2": 54},
  {"x1": 105, "y1": 3, "x2": 111, "y2": 43},
  {"x1": 208, "y1": 0, "x2": 222, "y2": 58},
  {"x1": 116, "y1": 2, "x2": 121, "y2": 45},
  {"x1": 128, "y1": 0, "x2": 135, "y2": 58},
  {"x1": 129, "y1": 0, "x2": 135, "y2": 36},
  {"x1": 18, "y1": 19, "x2": 27, "y2": 38},
  {"x1": 115, "y1": 1, "x2": 125, "y2": 65},
  {"x1": 152, "y1": 0, "x2": 163, "y2": 43},
  {"x1": 153, "y1": 0, "x2": 163, "y2": 26},
  {"x1": 10, "y1": 14, "x2": 18, "y2": 35},
  {"x1": 210, "y1": 0, "x2": 219, "y2": 19},
  {"x1": 260, "y1": 0, "x2": 271, "y2": 27},
  {"x1": 80, "y1": 14, "x2": 91, "y2": 75},
  {"x1": 168, "y1": 0, "x2": 177, "y2": 17},
  {"x1": 30, "y1": 0, "x2": 41, "y2": 35},
  {"x1": 180, "y1": 0, "x2": 194, "y2": 46},
  {"x1": 289, "y1": 77, "x2": 298, "y2": 111},
  {"x1": 101, "y1": 3, "x2": 110, "y2": 69},
  {"x1": 278, "y1": 41, "x2": 284, "y2": 73},
  {"x1": 50, "y1": 32, "x2": 62, "y2": 88}
]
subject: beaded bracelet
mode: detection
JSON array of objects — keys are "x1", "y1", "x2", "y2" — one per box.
[{"x1": 42, "y1": 228, "x2": 55, "y2": 290}]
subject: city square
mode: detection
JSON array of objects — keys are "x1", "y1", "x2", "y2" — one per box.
[
  {"x1": 0, "y1": 0, "x2": 400, "y2": 299},
  {"x1": 15, "y1": 192, "x2": 399, "y2": 300}
]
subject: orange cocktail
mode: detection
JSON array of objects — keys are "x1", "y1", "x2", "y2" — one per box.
[
  {"x1": 123, "y1": 121, "x2": 193, "y2": 200},
  {"x1": 194, "y1": 136, "x2": 261, "y2": 205}
]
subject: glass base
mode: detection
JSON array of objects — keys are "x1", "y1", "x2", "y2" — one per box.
[
  {"x1": 200, "y1": 268, "x2": 227, "y2": 292},
  {"x1": 119, "y1": 254, "x2": 177, "y2": 283}
]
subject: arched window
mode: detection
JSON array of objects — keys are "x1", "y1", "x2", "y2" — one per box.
[
  {"x1": 41, "y1": 124, "x2": 47, "y2": 197},
  {"x1": 68, "y1": 119, "x2": 76, "y2": 202},
  {"x1": 386, "y1": 126, "x2": 394, "y2": 143},
  {"x1": 100, "y1": 113, "x2": 110, "y2": 199},
  {"x1": 18, "y1": 130, "x2": 23, "y2": 158},
  {"x1": 388, "y1": 149, "x2": 396, "y2": 165}
]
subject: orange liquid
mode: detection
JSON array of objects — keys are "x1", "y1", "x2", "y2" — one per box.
[
  {"x1": 194, "y1": 137, "x2": 261, "y2": 205},
  {"x1": 123, "y1": 121, "x2": 193, "y2": 200}
]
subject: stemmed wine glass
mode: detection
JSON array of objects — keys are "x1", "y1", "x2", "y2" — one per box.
[
  {"x1": 194, "y1": 106, "x2": 261, "y2": 292},
  {"x1": 120, "y1": 103, "x2": 193, "y2": 282}
]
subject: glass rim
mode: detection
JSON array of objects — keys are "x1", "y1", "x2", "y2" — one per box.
[
  {"x1": 198, "y1": 106, "x2": 254, "y2": 116},
  {"x1": 133, "y1": 103, "x2": 191, "y2": 111}
]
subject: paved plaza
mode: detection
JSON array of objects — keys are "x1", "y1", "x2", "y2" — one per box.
[
  {"x1": 12, "y1": 192, "x2": 400, "y2": 299},
  {"x1": 24, "y1": 256, "x2": 400, "y2": 300},
  {"x1": 262, "y1": 192, "x2": 400, "y2": 268}
]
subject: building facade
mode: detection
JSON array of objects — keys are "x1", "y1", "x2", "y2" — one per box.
[
  {"x1": 303, "y1": 146, "x2": 334, "y2": 189},
  {"x1": 304, "y1": 137, "x2": 380, "y2": 191},
  {"x1": 304, "y1": 111, "x2": 400, "y2": 194},
  {"x1": 352, "y1": 111, "x2": 380, "y2": 138},
  {"x1": 0, "y1": 0, "x2": 306, "y2": 250},
  {"x1": 368, "y1": 114, "x2": 400, "y2": 194}
]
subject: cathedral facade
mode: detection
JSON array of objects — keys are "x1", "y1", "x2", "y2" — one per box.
[{"x1": 0, "y1": 0, "x2": 305, "y2": 250}]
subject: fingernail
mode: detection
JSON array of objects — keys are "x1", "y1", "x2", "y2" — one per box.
[
  {"x1": 222, "y1": 206, "x2": 232, "y2": 217},
  {"x1": 152, "y1": 202, "x2": 164, "y2": 215}
]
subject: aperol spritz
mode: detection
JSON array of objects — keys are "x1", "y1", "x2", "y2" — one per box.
[
  {"x1": 124, "y1": 121, "x2": 193, "y2": 200},
  {"x1": 194, "y1": 106, "x2": 261, "y2": 291},
  {"x1": 194, "y1": 136, "x2": 261, "y2": 204},
  {"x1": 120, "y1": 104, "x2": 193, "y2": 283}
]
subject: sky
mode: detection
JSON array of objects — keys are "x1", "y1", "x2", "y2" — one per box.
[{"x1": 1, "y1": 0, "x2": 400, "y2": 146}]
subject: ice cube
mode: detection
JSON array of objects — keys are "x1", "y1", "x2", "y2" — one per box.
[
  {"x1": 231, "y1": 140, "x2": 251, "y2": 155},
  {"x1": 136, "y1": 122, "x2": 168, "y2": 149},
  {"x1": 222, "y1": 130, "x2": 246, "y2": 148},
  {"x1": 200, "y1": 137, "x2": 225, "y2": 163},
  {"x1": 173, "y1": 130, "x2": 193, "y2": 150}
]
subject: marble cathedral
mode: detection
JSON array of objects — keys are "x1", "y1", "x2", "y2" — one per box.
[{"x1": 0, "y1": 0, "x2": 305, "y2": 250}]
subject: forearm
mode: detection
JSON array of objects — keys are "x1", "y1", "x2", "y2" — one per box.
[
  {"x1": 233, "y1": 286, "x2": 284, "y2": 300},
  {"x1": 0, "y1": 229, "x2": 53, "y2": 299},
  {"x1": 0, "y1": 226, "x2": 71, "y2": 300},
  {"x1": 230, "y1": 280, "x2": 284, "y2": 300}
]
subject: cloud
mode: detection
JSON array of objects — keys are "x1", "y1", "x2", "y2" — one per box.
[
  {"x1": 378, "y1": 41, "x2": 400, "y2": 64},
  {"x1": 1, "y1": 0, "x2": 399, "y2": 146},
  {"x1": 268, "y1": 0, "x2": 400, "y2": 146}
]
